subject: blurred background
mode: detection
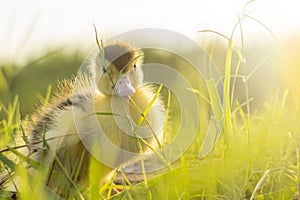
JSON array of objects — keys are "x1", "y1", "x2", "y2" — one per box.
[{"x1": 0, "y1": 0, "x2": 300, "y2": 117}]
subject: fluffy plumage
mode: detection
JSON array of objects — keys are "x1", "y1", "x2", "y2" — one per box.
[{"x1": 25, "y1": 42, "x2": 166, "y2": 194}]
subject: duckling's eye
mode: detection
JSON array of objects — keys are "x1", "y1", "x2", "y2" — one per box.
[
  {"x1": 133, "y1": 64, "x2": 136, "y2": 69},
  {"x1": 102, "y1": 65, "x2": 107, "y2": 73}
]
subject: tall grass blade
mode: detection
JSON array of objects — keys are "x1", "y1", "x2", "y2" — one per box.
[
  {"x1": 136, "y1": 84, "x2": 163, "y2": 126},
  {"x1": 250, "y1": 170, "x2": 271, "y2": 200},
  {"x1": 199, "y1": 80, "x2": 224, "y2": 158},
  {"x1": 163, "y1": 89, "x2": 171, "y2": 142},
  {"x1": 7, "y1": 146, "x2": 45, "y2": 170},
  {"x1": 207, "y1": 80, "x2": 223, "y2": 123},
  {"x1": 0, "y1": 154, "x2": 16, "y2": 171},
  {"x1": 223, "y1": 38, "x2": 233, "y2": 140}
]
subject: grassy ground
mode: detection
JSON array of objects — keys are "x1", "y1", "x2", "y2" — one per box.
[{"x1": 0, "y1": 29, "x2": 300, "y2": 199}]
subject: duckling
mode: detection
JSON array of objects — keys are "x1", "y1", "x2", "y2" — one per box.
[{"x1": 27, "y1": 42, "x2": 166, "y2": 195}]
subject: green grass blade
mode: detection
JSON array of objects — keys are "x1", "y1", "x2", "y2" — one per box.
[
  {"x1": 223, "y1": 38, "x2": 233, "y2": 140},
  {"x1": 19, "y1": 121, "x2": 29, "y2": 146},
  {"x1": 236, "y1": 101, "x2": 250, "y2": 135},
  {"x1": 6, "y1": 146, "x2": 45, "y2": 171},
  {"x1": 7, "y1": 96, "x2": 19, "y2": 127},
  {"x1": 163, "y1": 89, "x2": 171, "y2": 142},
  {"x1": 136, "y1": 84, "x2": 163, "y2": 126},
  {"x1": 72, "y1": 149, "x2": 86, "y2": 183},
  {"x1": 85, "y1": 112, "x2": 129, "y2": 121},
  {"x1": 53, "y1": 156, "x2": 85, "y2": 200},
  {"x1": 246, "y1": 56, "x2": 269, "y2": 81},
  {"x1": 0, "y1": 153, "x2": 16, "y2": 171},
  {"x1": 94, "y1": 112, "x2": 124, "y2": 117},
  {"x1": 250, "y1": 170, "x2": 271, "y2": 200},
  {"x1": 119, "y1": 54, "x2": 143, "y2": 75},
  {"x1": 230, "y1": 59, "x2": 242, "y2": 107},
  {"x1": 187, "y1": 88, "x2": 211, "y2": 105},
  {"x1": 199, "y1": 80, "x2": 224, "y2": 158},
  {"x1": 207, "y1": 80, "x2": 223, "y2": 123},
  {"x1": 199, "y1": 119, "x2": 224, "y2": 159},
  {"x1": 131, "y1": 84, "x2": 163, "y2": 149}
]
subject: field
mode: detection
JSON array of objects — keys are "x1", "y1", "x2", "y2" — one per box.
[{"x1": 0, "y1": 23, "x2": 300, "y2": 199}]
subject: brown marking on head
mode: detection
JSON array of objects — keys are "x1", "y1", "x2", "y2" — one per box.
[{"x1": 104, "y1": 43, "x2": 138, "y2": 74}]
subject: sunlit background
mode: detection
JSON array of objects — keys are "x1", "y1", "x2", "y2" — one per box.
[{"x1": 0, "y1": 0, "x2": 299, "y2": 62}]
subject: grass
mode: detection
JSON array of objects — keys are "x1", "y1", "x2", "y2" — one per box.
[{"x1": 1, "y1": 22, "x2": 300, "y2": 200}]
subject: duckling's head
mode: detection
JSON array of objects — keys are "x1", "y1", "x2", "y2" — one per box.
[{"x1": 97, "y1": 43, "x2": 144, "y2": 97}]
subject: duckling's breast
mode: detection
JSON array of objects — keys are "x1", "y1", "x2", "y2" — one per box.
[{"x1": 94, "y1": 85, "x2": 165, "y2": 153}]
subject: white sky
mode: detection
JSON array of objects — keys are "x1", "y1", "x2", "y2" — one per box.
[{"x1": 0, "y1": 0, "x2": 299, "y2": 63}]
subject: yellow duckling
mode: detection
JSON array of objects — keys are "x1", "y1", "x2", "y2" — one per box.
[{"x1": 27, "y1": 42, "x2": 166, "y2": 195}]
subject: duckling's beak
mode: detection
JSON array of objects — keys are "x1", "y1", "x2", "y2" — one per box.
[{"x1": 115, "y1": 75, "x2": 136, "y2": 97}]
